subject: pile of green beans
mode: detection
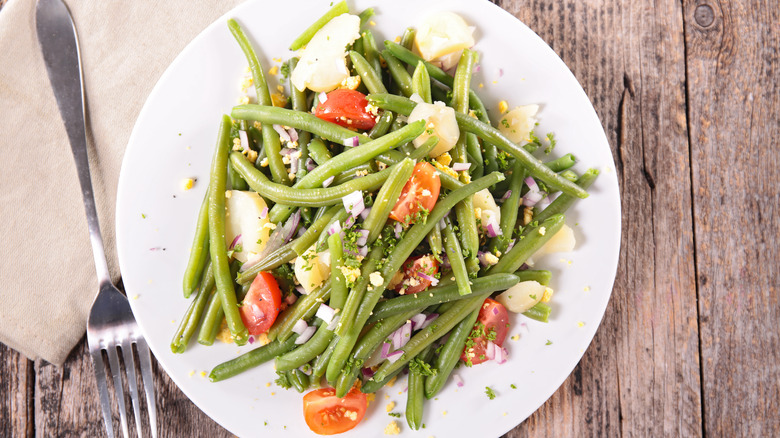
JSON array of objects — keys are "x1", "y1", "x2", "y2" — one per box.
[{"x1": 169, "y1": 10, "x2": 601, "y2": 434}]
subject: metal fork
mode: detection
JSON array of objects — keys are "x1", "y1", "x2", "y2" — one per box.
[{"x1": 35, "y1": 0, "x2": 158, "y2": 436}]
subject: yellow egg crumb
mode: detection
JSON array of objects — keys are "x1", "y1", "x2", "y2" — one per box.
[
  {"x1": 271, "y1": 92, "x2": 288, "y2": 107},
  {"x1": 366, "y1": 393, "x2": 376, "y2": 406},
  {"x1": 238, "y1": 95, "x2": 250, "y2": 105},
  {"x1": 200, "y1": 371, "x2": 206, "y2": 377},
  {"x1": 435, "y1": 152, "x2": 452, "y2": 166},
  {"x1": 479, "y1": 83, "x2": 484, "y2": 88},
  {"x1": 180, "y1": 178, "x2": 195, "y2": 191},
  {"x1": 384, "y1": 421, "x2": 400, "y2": 435},
  {"x1": 498, "y1": 100, "x2": 509, "y2": 113},
  {"x1": 577, "y1": 321, "x2": 585, "y2": 327},
  {"x1": 271, "y1": 392, "x2": 275, "y2": 396},
  {"x1": 541, "y1": 287, "x2": 554, "y2": 303},
  {"x1": 370, "y1": 20, "x2": 376, "y2": 26},
  {"x1": 511, "y1": 334, "x2": 520, "y2": 341},
  {"x1": 393, "y1": 36, "x2": 401, "y2": 43},
  {"x1": 266, "y1": 382, "x2": 271, "y2": 387},
  {"x1": 539, "y1": 226, "x2": 547, "y2": 235},
  {"x1": 269, "y1": 66, "x2": 278, "y2": 76},
  {"x1": 387, "y1": 376, "x2": 398, "y2": 387},
  {"x1": 386, "y1": 401, "x2": 395, "y2": 412},
  {"x1": 442, "y1": 410, "x2": 448, "y2": 416},
  {"x1": 584, "y1": 286, "x2": 591, "y2": 292},
  {"x1": 188, "y1": 370, "x2": 195, "y2": 377}
]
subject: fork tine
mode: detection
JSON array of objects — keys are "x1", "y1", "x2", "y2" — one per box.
[
  {"x1": 90, "y1": 348, "x2": 115, "y2": 438},
  {"x1": 135, "y1": 337, "x2": 158, "y2": 438},
  {"x1": 121, "y1": 339, "x2": 144, "y2": 438},
  {"x1": 106, "y1": 345, "x2": 130, "y2": 438}
]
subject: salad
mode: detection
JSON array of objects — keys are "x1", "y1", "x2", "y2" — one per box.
[{"x1": 170, "y1": 2, "x2": 598, "y2": 435}]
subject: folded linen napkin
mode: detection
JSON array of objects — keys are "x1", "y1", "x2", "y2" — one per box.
[{"x1": 0, "y1": 0, "x2": 243, "y2": 365}]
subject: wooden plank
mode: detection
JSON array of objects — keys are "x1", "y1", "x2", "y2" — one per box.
[
  {"x1": 682, "y1": 0, "x2": 780, "y2": 436},
  {"x1": 0, "y1": 344, "x2": 33, "y2": 438},
  {"x1": 34, "y1": 338, "x2": 230, "y2": 437},
  {"x1": 499, "y1": 0, "x2": 703, "y2": 436}
]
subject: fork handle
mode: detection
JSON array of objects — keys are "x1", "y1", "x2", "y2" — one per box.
[{"x1": 38, "y1": 0, "x2": 111, "y2": 288}]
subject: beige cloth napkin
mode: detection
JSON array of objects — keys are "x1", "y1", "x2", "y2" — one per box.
[{"x1": 0, "y1": 0, "x2": 244, "y2": 365}]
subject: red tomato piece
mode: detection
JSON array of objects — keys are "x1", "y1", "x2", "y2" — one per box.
[
  {"x1": 389, "y1": 162, "x2": 441, "y2": 224},
  {"x1": 393, "y1": 255, "x2": 440, "y2": 295},
  {"x1": 314, "y1": 89, "x2": 377, "y2": 130},
  {"x1": 460, "y1": 298, "x2": 509, "y2": 366},
  {"x1": 303, "y1": 387, "x2": 367, "y2": 435},
  {"x1": 239, "y1": 272, "x2": 282, "y2": 336}
]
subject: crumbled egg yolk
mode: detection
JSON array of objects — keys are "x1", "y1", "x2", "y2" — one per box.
[
  {"x1": 435, "y1": 152, "x2": 452, "y2": 166},
  {"x1": 271, "y1": 92, "x2": 288, "y2": 107},
  {"x1": 385, "y1": 401, "x2": 396, "y2": 412},
  {"x1": 498, "y1": 100, "x2": 509, "y2": 113},
  {"x1": 339, "y1": 75, "x2": 362, "y2": 90},
  {"x1": 384, "y1": 421, "x2": 400, "y2": 435},
  {"x1": 474, "y1": 207, "x2": 482, "y2": 220},
  {"x1": 180, "y1": 178, "x2": 195, "y2": 191},
  {"x1": 268, "y1": 66, "x2": 278, "y2": 76},
  {"x1": 238, "y1": 95, "x2": 250, "y2": 105},
  {"x1": 370, "y1": 272, "x2": 384, "y2": 287},
  {"x1": 484, "y1": 252, "x2": 499, "y2": 265},
  {"x1": 539, "y1": 226, "x2": 547, "y2": 236},
  {"x1": 541, "y1": 287, "x2": 554, "y2": 302}
]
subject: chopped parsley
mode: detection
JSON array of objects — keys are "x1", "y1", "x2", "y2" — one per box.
[
  {"x1": 485, "y1": 386, "x2": 497, "y2": 400},
  {"x1": 510, "y1": 384, "x2": 517, "y2": 389},
  {"x1": 409, "y1": 358, "x2": 438, "y2": 377},
  {"x1": 279, "y1": 63, "x2": 290, "y2": 79},
  {"x1": 545, "y1": 339, "x2": 553, "y2": 346},
  {"x1": 388, "y1": 412, "x2": 401, "y2": 418},
  {"x1": 274, "y1": 371, "x2": 291, "y2": 389}
]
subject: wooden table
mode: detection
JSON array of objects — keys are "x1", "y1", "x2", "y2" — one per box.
[{"x1": 2, "y1": 0, "x2": 778, "y2": 436}]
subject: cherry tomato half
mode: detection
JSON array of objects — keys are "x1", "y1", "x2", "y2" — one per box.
[
  {"x1": 394, "y1": 255, "x2": 440, "y2": 295},
  {"x1": 314, "y1": 89, "x2": 377, "y2": 130},
  {"x1": 303, "y1": 387, "x2": 367, "y2": 435},
  {"x1": 460, "y1": 298, "x2": 509, "y2": 366},
  {"x1": 239, "y1": 272, "x2": 282, "y2": 336},
  {"x1": 389, "y1": 162, "x2": 441, "y2": 224}
]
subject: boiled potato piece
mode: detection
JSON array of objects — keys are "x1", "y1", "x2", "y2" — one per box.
[
  {"x1": 498, "y1": 105, "x2": 539, "y2": 144},
  {"x1": 414, "y1": 12, "x2": 475, "y2": 64},
  {"x1": 472, "y1": 188, "x2": 501, "y2": 230},
  {"x1": 496, "y1": 280, "x2": 546, "y2": 313},
  {"x1": 224, "y1": 191, "x2": 271, "y2": 263},
  {"x1": 291, "y1": 14, "x2": 361, "y2": 92},
  {"x1": 294, "y1": 246, "x2": 332, "y2": 293},
  {"x1": 408, "y1": 97, "x2": 460, "y2": 157},
  {"x1": 534, "y1": 224, "x2": 576, "y2": 258}
]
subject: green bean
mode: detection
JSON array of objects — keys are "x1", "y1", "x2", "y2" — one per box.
[
  {"x1": 311, "y1": 333, "x2": 340, "y2": 386},
  {"x1": 328, "y1": 234, "x2": 347, "y2": 310},
  {"x1": 411, "y1": 60, "x2": 432, "y2": 103},
  {"x1": 489, "y1": 214, "x2": 566, "y2": 275},
  {"x1": 524, "y1": 302, "x2": 552, "y2": 323},
  {"x1": 208, "y1": 115, "x2": 248, "y2": 345},
  {"x1": 197, "y1": 291, "x2": 221, "y2": 346},
  {"x1": 455, "y1": 199, "x2": 479, "y2": 257},
  {"x1": 231, "y1": 152, "x2": 391, "y2": 207},
  {"x1": 373, "y1": 291, "x2": 490, "y2": 381},
  {"x1": 273, "y1": 280, "x2": 331, "y2": 343},
  {"x1": 560, "y1": 169, "x2": 578, "y2": 182},
  {"x1": 453, "y1": 49, "x2": 477, "y2": 113},
  {"x1": 489, "y1": 162, "x2": 526, "y2": 254},
  {"x1": 534, "y1": 168, "x2": 599, "y2": 222},
  {"x1": 366, "y1": 94, "x2": 589, "y2": 199},
  {"x1": 358, "y1": 8, "x2": 375, "y2": 27},
  {"x1": 334, "y1": 307, "x2": 425, "y2": 397},
  {"x1": 209, "y1": 335, "x2": 299, "y2": 382},
  {"x1": 332, "y1": 161, "x2": 376, "y2": 186},
  {"x1": 515, "y1": 269, "x2": 552, "y2": 286},
  {"x1": 545, "y1": 153, "x2": 576, "y2": 173},
  {"x1": 233, "y1": 105, "x2": 370, "y2": 146},
  {"x1": 287, "y1": 370, "x2": 306, "y2": 393},
  {"x1": 289, "y1": 0, "x2": 349, "y2": 50},
  {"x1": 427, "y1": 222, "x2": 443, "y2": 261},
  {"x1": 407, "y1": 344, "x2": 435, "y2": 429},
  {"x1": 442, "y1": 216, "x2": 472, "y2": 296},
  {"x1": 275, "y1": 323, "x2": 335, "y2": 372},
  {"x1": 228, "y1": 159, "x2": 249, "y2": 191},
  {"x1": 228, "y1": 20, "x2": 288, "y2": 185},
  {"x1": 360, "y1": 367, "x2": 404, "y2": 394},
  {"x1": 381, "y1": 50, "x2": 413, "y2": 97},
  {"x1": 466, "y1": 133, "x2": 484, "y2": 179},
  {"x1": 327, "y1": 242, "x2": 387, "y2": 382},
  {"x1": 307, "y1": 137, "x2": 332, "y2": 165},
  {"x1": 424, "y1": 307, "x2": 479, "y2": 398},
  {"x1": 363, "y1": 158, "x2": 415, "y2": 243},
  {"x1": 368, "y1": 111, "x2": 394, "y2": 139},
  {"x1": 267, "y1": 120, "x2": 425, "y2": 223},
  {"x1": 171, "y1": 262, "x2": 214, "y2": 353},
  {"x1": 400, "y1": 27, "x2": 416, "y2": 50},
  {"x1": 361, "y1": 30, "x2": 382, "y2": 76},
  {"x1": 349, "y1": 51, "x2": 386, "y2": 94},
  {"x1": 314, "y1": 208, "x2": 350, "y2": 253},
  {"x1": 288, "y1": 57, "x2": 311, "y2": 182},
  {"x1": 366, "y1": 273, "x2": 519, "y2": 323},
  {"x1": 182, "y1": 189, "x2": 210, "y2": 298}
]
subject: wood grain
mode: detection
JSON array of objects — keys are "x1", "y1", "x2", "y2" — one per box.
[{"x1": 682, "y1": 0, "x2": 780, "y2": 435}]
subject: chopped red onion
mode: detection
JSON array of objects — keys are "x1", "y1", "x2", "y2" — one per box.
[
  {"x1": 285, "y1": 294, "x2": 298, "y2": 306},
  {"x1": 327, "y1": 220, "x2": 342, "y2": 236},
  {"x1": 477, "y1": 251, "x2": 489, "y2": 267},
  {"x1": 248, "y1": 336, "x2": 255, "y2": 344},
  {"x1": 500, "y1": 190, "x2": 512, "y2": 203},
  {"x1": 356, "y1": 229, "x2": 369, "y2": 246},
  {"x1": 342, "y1": 191, "x2": 365, "y2": 217},
  {"x1": 287, "y1": 127, "x2": 298, "y2": 143},
  {"x1": 229, "y1": 234, "x2": 242, "y2": 250},
  {"x1": 357, "y1": 245, "x2": 368, "y2": 258},
  {"x1": 453, "y1": 374, "x2": 464, "y2": 387},
  {"x1": 318, "y1": 92, "x2": 328, "y2": 103},
  {"x1": 297, "y1": 226, "x2": 307, "y2": 238},
  {"x1": 295, "y1": 285, "x2": 308, "y2": 295},
  {"x1": 536, "y1": 195, "x2": 551, "y2": 211},
  {"x1": 306, "y1": 158, "x2": 317, "y2": 171},
  {"x1": 420, "y1": 313, "x2": 438, "y2": 330},
  {"x1": 381, "y1": 340, "x2": 392, "y2": 358},
  {"x1": 394, "y1": 322, "x2": 413, "y2": 349},
  {"x1": 281, "y1": 210, "x2": 301, "y2": 243},
  {"x1": 362, "y1": 367, "x2": 375, "y2": 379},
  {"x1": 292, "y1": 319, "x2": 309, "y2": 335},
  {"x1": 326, "y1": 314, "x2": 340, "y2": 331},
  {"x1": 259, "y1": 207, "x2": 268, "y2": 219},
  {"x1": 485, "y1": 214, "x2": 502, "y2": 237},
  {"x1": 417, "y1": 272, "x2": 438, "y2": 286},
  {"x1": 315, "y1": 304, "x2": 336, "y2": 324},
  {"x1": 452, "y1": 162, "x2": 471, "y2": 172},
  {"x1": 290, "y1": 157, "x2": 299, "y2": 175},
  {"x1": 525, "y1": 176, "x2": 539, "y2": 192},
  {"x1": 239, "y1": 130, "x2": 250, "y2": 152},
  {"x1": 495, "y1": 346, "x2": 508, "y2": 364},
  {"x1": 273, "y1": 124, "x2": 292, "y2": 142},
  {"x1": 322, "y1": 175, "x2": 335, "y2": 187},
  {"x1": 485, "y1": 340, "x2": 497, "y2": 360},
  {"x1": 295, "y1": 326, "x2": 317, "y2": 344},
  {"x1": 280, "y1": 147, "x2": 296, "y2": 156},
  {"x1": 359, "y1": 206, "x2": 371, "y2": 220},
  {"x1": 474, "y1": 64, "x2": 481, "y2": 72},
  {"x1": 522, "y1": 190, "x2": 545, "y2": 207},
  {"x1": 394, "y1": 222, "x2": 403, "y2": 238},
  {"x1": 499, "y1": 68, "x2": 504, "y2": 77},
  {"x1": 385, "y1": 350, "x2": 404, "y2": 363},
  {"x1": 506, "y1": 239, "x2": 516, "y2": 252},
  {"x1": 410, "y1": 314, "x2": 427, "y2": 330},
  {"x1": 343, "y1": 135, "x2": 360, "y2": 147},
  {"x1": 492, "y1": 307, "x2": 499, "y2": 315},
  {"x1": 438, "y1": 218, "x2": 446, "y2": 229}
]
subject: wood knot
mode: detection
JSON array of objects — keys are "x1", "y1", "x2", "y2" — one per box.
[{"x1": 694, "y1": 4, "x2": 715, "y2": 28}]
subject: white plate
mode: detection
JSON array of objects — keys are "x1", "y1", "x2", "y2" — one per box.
[{"x1": 116, "y1": 0, "x2": 621, "y2": 436}]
